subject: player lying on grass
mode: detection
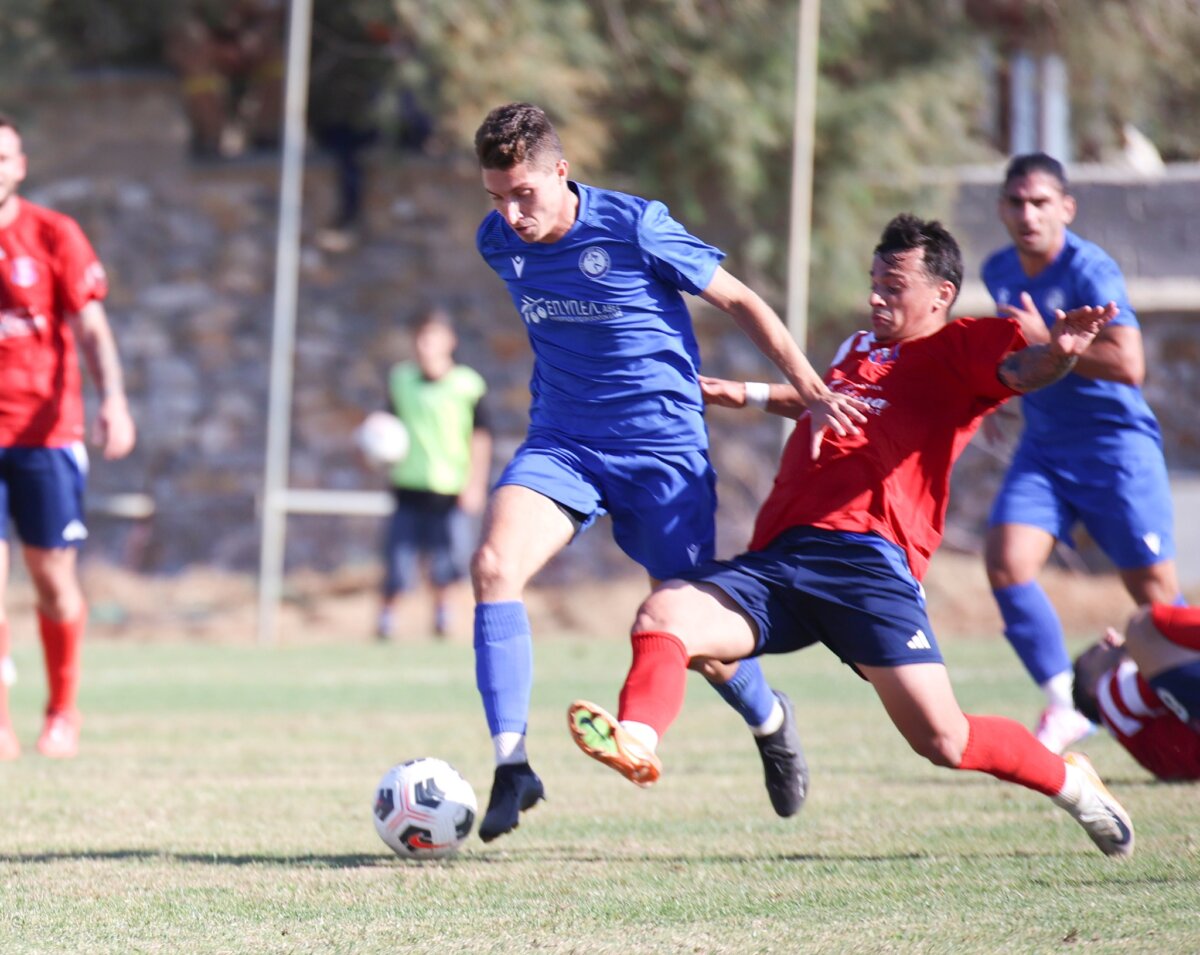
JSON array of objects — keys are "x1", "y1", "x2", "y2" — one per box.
[
  {"x1": 567, "y1": 213, "x2": 1135, "y2": 858},
  {"x1": 1073, "y1": 604, "x2": 1200, "y2": 782}
]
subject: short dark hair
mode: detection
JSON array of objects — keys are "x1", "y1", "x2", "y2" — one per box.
[
  {"x1": 411, "y1": 306, "x2": 454, "y2": 334},
  {"x1": 0, "y1": 113, "x2": 20, "y2": 135},
  {"x1": 874, "y1": 213, "x2": 963, "y2": 295},
  {"x1": 474, "y1": 102, "x2": 563, "y2": 171},
  {"x1": 1003, "y1": 152, "x2": 1068, "y2": 192}
]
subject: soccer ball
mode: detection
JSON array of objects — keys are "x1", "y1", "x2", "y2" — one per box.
[
  {"x1": 373, "y1": 758, "x2": 477, "y2": 860},
  {"x1": 355, "y1": 411, "x2": 409, "y2": 469}
]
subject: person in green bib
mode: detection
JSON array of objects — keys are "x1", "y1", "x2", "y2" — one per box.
[{"x1": 378, "y1": 308, "x2": 491, "y2": 640}]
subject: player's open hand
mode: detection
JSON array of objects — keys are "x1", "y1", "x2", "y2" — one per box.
[
  {"x1": 807, "y1": 390, "x2": 868, "y2": 459},
  {"x1": 1048, "y1": 301, "x2": 1118, "y2": 358},
  {"x1": 997, "y1": 291, "x2": 1051, "y2": 344},
  {"x1": 94, "y1": 395, "x2": 136, "y2": 460}
]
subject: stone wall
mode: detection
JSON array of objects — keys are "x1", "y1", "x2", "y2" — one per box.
[{"x1": 14, "y1": 72, "x2": 1200, "y2": 586}]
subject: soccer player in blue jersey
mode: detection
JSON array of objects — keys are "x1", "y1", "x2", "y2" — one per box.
[
  {"x1": 470, "y1": 102, "x2": 866, "y2": 841},
  {"x1": 982, "y1": 153, "x2": 1183, "y2": 753}
]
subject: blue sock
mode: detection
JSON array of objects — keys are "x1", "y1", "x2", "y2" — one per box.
[
  {"x1": 993, "y1": 581, "x2": 1071, "y2": 685},
  {"x1": 708, "y1": 657, "x2": 777, "y2": 728},
  {"x1": 474, "y1": 601, "x2": 533, "y2": 736}
]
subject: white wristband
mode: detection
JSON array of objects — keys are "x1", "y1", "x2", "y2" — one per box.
[{"x1": 744, "y1": 381, "x2": 770, "y2": 409}]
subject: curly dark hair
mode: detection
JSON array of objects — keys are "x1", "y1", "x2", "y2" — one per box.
[
  {"x1": 874, "y1": 213, "x2": 963, "y2": 295},
  {"x1": 474, "y1": 102, "x2": 563, "y2": 170}
]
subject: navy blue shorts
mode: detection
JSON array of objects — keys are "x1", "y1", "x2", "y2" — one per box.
[
  {"x1": 680, "y1": 527, "x2": 943, "y2": 669},
  {"x1": 381, "y1": 490, "x2": 471, "y2": 596},
  {"x1": 1150, "y1": 661, "x2": 1200, "y2": 730},
  {"x1": 496, "y1": 431, "x2": 716, "y2": 581},
  {"x1": 0, "y1": 444, "x2": 89, "y2": 549}
]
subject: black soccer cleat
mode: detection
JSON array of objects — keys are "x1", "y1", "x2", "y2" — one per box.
[
  {"x1": 754, "y1": 691, "x2": 809, "y2": 818},
  {"x1": 478, "y1": 761, "x2": 546, "y2": 842}
]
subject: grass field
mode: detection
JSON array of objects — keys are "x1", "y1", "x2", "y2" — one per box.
[{"x1": 0, "y1": 632, "x2": 1196, "y2": 954}]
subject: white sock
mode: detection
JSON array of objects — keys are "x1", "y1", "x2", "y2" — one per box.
[
  {"x1": 619, "y1": 720, "x2": 659, "y2": 753},
  {"x1": 1041, "y1": 671, "x2": 1075, "y2": 710},
  {"x1": 493, "y1": 732, "x2": 527, "y2": 766},
  {"x1": 751, "y1": 699, "x2": 784, "y2": 737}
]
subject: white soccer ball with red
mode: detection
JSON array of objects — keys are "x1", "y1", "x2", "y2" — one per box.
[
  {"x1": 373, "y1": 758, "x2": 477, "y2": 860},
  {"x1": 355, "y1": 411, "x2": 410, "y2": 469}
]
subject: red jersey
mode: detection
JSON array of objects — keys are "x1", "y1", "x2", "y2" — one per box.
[
  {"x1": 750, "y1": 318, "x2": 1025, "y2": 580},
  {"x1": 1096, "y1": 660, "x2": 1200, "y2": 782},
  {"x1": 0, "y1": 198, "x2": 107, "y2": 447}
]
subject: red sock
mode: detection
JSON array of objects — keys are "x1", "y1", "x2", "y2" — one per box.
[
  {"x1": 1151, "y1": 604, "x2": 1200, "y2": 651},
  {"x1": 958, "y1": 714, "x2": 1066, "y2": 797},
  {"x1": 617, "y1": 631, "x2": 690, "y2": 736},
  {"x1": 39, "y1": 605, "x2": 86, "y2": 716}
]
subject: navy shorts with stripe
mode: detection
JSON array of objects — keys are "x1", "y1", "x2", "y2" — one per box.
[
  {"x1": 496, "y1": 430, "x2": 716, "y2": 582},
  {"x1": 0, "y1": 444, "x2": 89, "y2": 549},
  {"x1": 679, "y1": 527, "x2": 943, "y2": 669}
]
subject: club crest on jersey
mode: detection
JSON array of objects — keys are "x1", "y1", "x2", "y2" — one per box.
[
  {"x1": 578, "y1": 246, "x2": 611, "y2": 280},
  {"x1": 10, "y1": 256, "x2": 38, "y2": 288},
  {"x1": 868, "y1": 343, "x2": 902, "y2": 364},
  {"x1": 1044, "y1": 287, "x2": 1066, "y2": 314}
]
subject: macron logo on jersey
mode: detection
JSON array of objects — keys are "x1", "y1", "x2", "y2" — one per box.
[
  {"x1": 907, "y1": 630, "x2": 931, "y2": 650},
  {"x1": 512, "y1": 256, "x2": 526, "y2": 278}
]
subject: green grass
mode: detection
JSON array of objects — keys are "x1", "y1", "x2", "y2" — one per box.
[{"x1": 0, "y1": 634, "x2": 1196, "y2": 954}]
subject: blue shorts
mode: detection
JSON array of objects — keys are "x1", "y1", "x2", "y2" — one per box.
[
  {"x1": 381, "y1": 490, "x2": 471, "y2": 596},
  {"x1": 680, "y1": 527, "x2": 943, "y2": 669},
  {"x1": 989, "y1": 436, "x2": 1175, "y2": 570},
  {"x1": 1150, "y1": 661, "x2": 1200, "y2": 730},
  {"x1": 496, "y1": 431, "x2": 716, "y2": 581},
  {"x1": 0, "y1": 444, "x2": 89, "y2": 549}
]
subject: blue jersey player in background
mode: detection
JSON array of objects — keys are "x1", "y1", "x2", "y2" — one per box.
[
  {"x1": 982, "y1": 153, "x2": 1184, "y2": 754},
  {"x1": 470, "y1": 102, "x2": 866, "y2": 841}
]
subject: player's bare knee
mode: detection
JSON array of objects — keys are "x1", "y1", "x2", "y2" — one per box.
[
  {"x1": 1123, "y1": 605, "x2": 1159, "y2": 655},
  {"x1": 632, "y1": 588, "x2": 679, "y2": 635},
  {"x1": 469, "y1": 542, "x2": 517, "y2": 599}
]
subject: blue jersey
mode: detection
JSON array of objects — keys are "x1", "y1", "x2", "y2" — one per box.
[
  {"x1": 476, "y1": 182, "x2": 724, "y2": 452},
  {"x1": 982, "y1": 229, "x2": 1161, "y2": 452}
]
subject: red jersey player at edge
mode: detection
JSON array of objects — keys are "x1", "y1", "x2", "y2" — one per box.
[
  {"x1": 0, "y1": 114, "x2": 136, "y2": 760},
  {"x1": 567, "y1": 213, "x2": 1134, "y2": 858}
]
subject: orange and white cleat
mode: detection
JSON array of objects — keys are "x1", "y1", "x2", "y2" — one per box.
[
  {"x1": 1061, "y1": 752, "x2": 1134, "y2": 858},
  {"x1": 0, "y1": 723, "x2": 19, "y2": 761},
  {"x1": 567, "y1": 700, "x2": 661, "y2": 788},
  {"x1": 37, "y1": 710, "x2": 81, "y2": 759}
]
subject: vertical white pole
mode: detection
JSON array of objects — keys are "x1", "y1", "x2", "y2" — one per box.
[
  {"x1": 784, "y1": 0, "x2": 820, "y2": 442},
  {"x1": 257, "y1": 0, "x2": 313, "y2": 645}
]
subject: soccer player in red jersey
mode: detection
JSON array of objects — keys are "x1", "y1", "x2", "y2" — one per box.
[
  {"x1": 0, "y1": 114, "x2": 136, "y2": 760},
  {"x1": 1073, "y1": 605, "x2": 1200, "y2": 782},
  {"x1": 567, "y1": 213, "x2": 1136, "y2": 858}
]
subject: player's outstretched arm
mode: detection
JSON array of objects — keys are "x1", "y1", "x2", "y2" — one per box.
[
  {"x1": 998, "y1": 301, "x2": 1118, "y2": 394},
  {"x1": 699, "y1": 376, "x2": 807, "y2": 418},
  {"x1": 699, "y1": 267, "x2": 866, "y2": 457}
]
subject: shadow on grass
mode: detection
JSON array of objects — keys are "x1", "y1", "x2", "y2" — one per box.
[{"x1": 0, "y1": 849, "x2": 389, "y2": 868}]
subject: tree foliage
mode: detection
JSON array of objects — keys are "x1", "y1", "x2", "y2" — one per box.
[{"x1": 15, "y1": 0, "x2": 1200, "y2": 334}]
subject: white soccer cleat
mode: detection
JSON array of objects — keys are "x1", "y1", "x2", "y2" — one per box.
[
  {"x1": 1060, "y1": 752, "x2": 1134, "y2": 858},
  {"x1": 1035, "y1": 704, "x2": 1096, "y2": 754}
]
